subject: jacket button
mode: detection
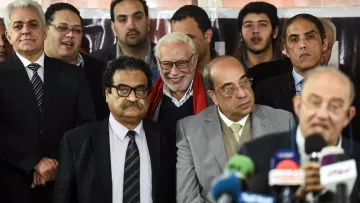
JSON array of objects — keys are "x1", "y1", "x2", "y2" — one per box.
[{"x1": 39, "y1": 129, "x2": 44, "y2": 134}]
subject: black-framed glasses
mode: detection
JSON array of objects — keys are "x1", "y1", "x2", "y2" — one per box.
[
  {"x1": 158, "y1": 54, "x2": 194, "y2": 70},
  {"x1": 109, "y1": 84, "x2": 150, "y2": 99},
  {"x1": 218, "y1": 77, "x2": 253, "y2": 96},
  {"x1": 48, "y1": 23, "x2": 83, "y2": 37}
]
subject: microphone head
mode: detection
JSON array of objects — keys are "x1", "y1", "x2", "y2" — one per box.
[
  {"x1": 305, "y1": 134, "x2": 326, "y2": 154},
  {"x1": 319, "y1": 146, "x2": 344, "y2": 161},
  {"x1": 276, "y1": 159, "x2": 299, "y2": 170},
  {"x1": 211, "y1": 172, "x2": 242, "y2": 201},
  {"x1": 225, "y1": 155, "x2": 255, "y2": 179}
]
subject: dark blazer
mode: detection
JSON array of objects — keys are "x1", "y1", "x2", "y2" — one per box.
[
  {"x1": 247, "y1": 57, "x2": 293, "y2": 90},
  {"x1": 81, "y1": 54, "x2": 109, "y2": 121},
  {"x1": 239, "y1": 131, "x2": 360, "y2": 203},
  {"x1": 53, "y1": 119, "x2": 174, "y2": 203},
  {"x1": 255, "y1": 72, "x2": 296, "y2": 114},
  {"x1": 0, "y1": 54, "x2": 96, "y2": 203}
]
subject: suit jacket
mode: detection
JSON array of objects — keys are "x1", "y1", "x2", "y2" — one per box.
[
  {"x1": 0, "y1": 54, "x2": 95, "y2": 203},
  {"x1": 247, "y1": 57, "x2": 293, "y2": 90},
  {"x1": 81, "y1": 54, "x2": 109, "y2": 120},
  {"x1": 255, "y1": 72, "x2": 296, "y2": 114},
  {"x1": 176, "y1": 104, "x2": 294, "y2": 202},
  {"x1": 239, "y1": 131, "x2": 360, "y2": 203},
  {"x1": 53, "y1": 119, "x2": 174, "y2": 203}
]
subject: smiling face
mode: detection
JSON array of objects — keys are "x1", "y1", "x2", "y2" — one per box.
[
  {"x1": 6, "y1": 7, "x2": 47, "y2": 60},
  {"x1": 284, "y1": 19, "x2": 327, "y2": 74},
  {"x1": 157, "y1": 41, "x2": 197, "y2": 94},
  {"x1": 44, "y1": 10, "x2": 82, "y2": 64}
]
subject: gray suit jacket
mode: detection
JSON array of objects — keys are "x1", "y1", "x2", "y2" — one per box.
[{"x1": 176, "y1": 104, "x2": 295, "y2": 203}]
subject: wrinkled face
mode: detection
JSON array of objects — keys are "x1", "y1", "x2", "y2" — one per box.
[
  {"x1": 111, "y1": 0, "x2": 149, "y2": 48},
  {"x1": 208, "y1": 57, "x2": 255, "y2": 122},
  {"x1": 241, "y1": 13, "x2": 278, "y2": 54},
  {"x1": 6, "y1": 7, "x2": 47, "y2": 58},
  {"x1": 45, "y1": 10, "x2": 82, "y2": 62},
  {"x1": 285, "y1": 19, "x2": 327, "y2": 73},
  {"x1": 293, "y1": 72, "x2": 355, "y2": 146},
  {"x1": 171, "y1": 17, "x2": 212, "y2": 66},
  {"x1": 0, "y1": 24, "x2": 12, "y2": 62},
  {"x1": 320, "y1": 27, "x2": 335, "y2": 66},
  {"x1": 157, "y1": 41, "x2": 197, "y2": 93},
  {"x1": 106, "y1": 69, "x2": 149, "y2": 123}
]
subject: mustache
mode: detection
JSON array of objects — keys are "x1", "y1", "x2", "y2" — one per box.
[
  {"x1": 121, "y1": 100, "x2": 143, "y2": 110},
  {"x1": 126, "y1": 29, "x2": 140, "y2": 37},
  {"x1": 250, "y1": 36, "x2": 262, "y2": 40}
]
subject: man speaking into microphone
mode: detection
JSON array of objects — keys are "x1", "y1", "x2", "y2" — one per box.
[{"x1": 240, "y1": 67, "x2": 360, "y2": 202}]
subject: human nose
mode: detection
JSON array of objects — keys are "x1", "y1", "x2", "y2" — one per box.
[
  {"x1": 235, "y1": 86, "x2": 247, "y2": 98},
  {"x1": 252, "y1": 24, "x2": 260, "y2": 33},
  {"x1": 299, "y1": 37, "x2": 308, "y2": 50},
  {"x1": 169, "y1": 63, "x2": 180, "y2": 75}
]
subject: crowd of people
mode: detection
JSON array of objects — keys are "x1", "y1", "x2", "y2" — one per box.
[{"x1": 0, "y1": 0, "x2": 359, "y2": 203}]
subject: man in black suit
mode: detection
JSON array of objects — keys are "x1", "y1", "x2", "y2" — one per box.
[
  {"x1": 53, "y1": 56, "x2": 173, "y2": 203},
  {"x1": 0, "y1": 0, "x2": 95, "y2": 203},
  {"x1": 255, "y1": 14, "x2": 328, "y2": 114},
  {"x1": 44, "y1": 2, "x2": 109, "y2": 121},
  {"x1": 240, "y1": 67, "x2": 360, "y2": 202}
]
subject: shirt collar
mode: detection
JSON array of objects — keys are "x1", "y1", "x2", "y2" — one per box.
[
  {"x1": 217, "y1": 106, "x2": 249, "y2": 128},
  {"x1": 292, "y1": 68, "x2": 304, "y2": 86},
  {"x1": 16, "y1": 52, "x2": 45, "y2": 68},
  {"x1": 162, "y1": 79, "x2": 194, "y2": 102},
  {"x1": 109, "y1": 113, "x2": 144, "y2": 141},
  {"x1": 76, "y1": 53, "x2": 84, "y2": 67}
]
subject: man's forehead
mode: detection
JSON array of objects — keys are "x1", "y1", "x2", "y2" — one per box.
[
  {"x1": 114, "y1": 0, "x2": 145, "y2": 15},
  {"x1": 243, "y1": 13, "x2": 271, "y2": 23},
  {"x1": 53, "y1": 10, "x2": 81, "y2": 25},
  {"x1": 10, "y1": 7, "x2": 40, "y2": 20},
  {"x1": 286, "y1": 20, "x2": 318, "y2": 36}
]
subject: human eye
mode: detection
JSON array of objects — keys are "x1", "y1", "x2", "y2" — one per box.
[
  {"x1": 243, "y1": 23, "x2": 252, "y2": 28},
  {"x1": 259, "y1": 23, "x2": 267, "y2": 28},
  {"x1": 117, "y1": 85, "x2": 130, "y2": 95},
  {"x1": 134, "y1": 14, "x2": 143, "y2": 20},
  {"x1": 118, "y1": 17, "x2": 126, "y2": 23},
  {"x1": 13, "y1": 23, "x2": 23, "y2": 30},
  {"x1": 306, "y1": 34, "x2": 315, "y2": 40},
  {"x1": 161, "y1": 61, "x2": 173, "y2": 69},
  {"x1": 176, "y1": 60, "x2": 188, "y2": 69},
  {"x1": 223, "y1": 86, "x2": 235, "y2": 95},
  {"x1": 29, "y1": 21, "x2": 39, "y2": 29},
  {"x1": 289, "y1": 36, "x2": 298, "y2": 43},
  {"x1": 57, "y1": 26, "x2": 69, "y2": 32},
  {"x1": 73, "y1": 28, "x2": 83, "y2": 34}
]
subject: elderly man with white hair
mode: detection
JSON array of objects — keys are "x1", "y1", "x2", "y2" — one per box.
[
  {"x1": 320, "y1": 18, "x2": 337, "y2": 66},
  {"x1": 0, "y1": 0, "x2": 95, "y2": 202}
]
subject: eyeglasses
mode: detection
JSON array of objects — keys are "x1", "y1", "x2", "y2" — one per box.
[
  {"x1": 158, "y1": 54, "x2": 194, "y2": 70},
  {"x1": 48, "y1": 23, "x2": 83, "y2": 37},
  {"x1": 301, "y1": 97, "x2": 347, "y2": 115},
  {"x1": 109, "y1": 84, "x2": 150, "y2": 99},
  {"x1": 218, "y1": 77, "x2": 253, "y2": 96}
]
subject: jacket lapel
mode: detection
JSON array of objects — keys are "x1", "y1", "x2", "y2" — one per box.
[
  {"x1": 204, "y1": 106, "x2": 227, "y2": 171},
  {"x1": 143, "y1": 120, "x2": 160, "y2": 201},
  {"x1": 92, "y1": 119, "x2": 112, "y2": 203},
  {"x1": 42, "y1": 55, "x2": 60, "y2": 116},
  {"x1": 251, "y1": 105, "x2": 268, "y2": 139}
]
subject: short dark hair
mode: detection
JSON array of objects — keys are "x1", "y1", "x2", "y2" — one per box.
[
  {"x1": 237, "y1": 2, "x2": 279, "y2": 33},
  {"x1": 282, "y1": 13, "x2": 326, "y2": 43},
  {"x1": 171, "y1": 5, "x2": 211, "y2": 33},
  {"x1": 45, "y1": 3, "x2": 83, "y2": 26},
  {"x1": 103, "y1": 56, "x2": 152, "y2": 93},
  {"x1": 110, "y1": 0, "x2": 149, "y2": 22}
]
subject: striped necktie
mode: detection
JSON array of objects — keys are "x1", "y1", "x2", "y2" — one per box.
[
  {"x1": 123, "y1": 130, "x2": 140, "y2": 203},
  {"x1": 27, "y1": 63, "x2": 43, "y2": 112}
]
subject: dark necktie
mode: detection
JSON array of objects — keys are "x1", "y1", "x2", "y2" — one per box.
[
  {"x1": 28, "y1": 63, "x2": 43, "y2": 112},
  {"x1": 123, "y1": 130, "x2": 140, "y2": 203}
]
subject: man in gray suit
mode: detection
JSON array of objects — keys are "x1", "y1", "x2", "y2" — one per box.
[{"x1": 176, "y1": 55, "x2": 294, "y2": 203}]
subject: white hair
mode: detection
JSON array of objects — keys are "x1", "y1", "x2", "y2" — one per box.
[
  {"x1": 320, "y1": 18, "x2": 336, "y2": 44},
  {"x1": 4, "y1": 0, "x2": 45, "y2": 32},
  {"x1": 154, "y1": 32, "x2": 196, "y2": 60}
]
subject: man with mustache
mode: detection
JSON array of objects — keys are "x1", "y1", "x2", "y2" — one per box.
[
  {"x1": 255, "y1": 14, "x2": 328, "y2": 114},
  {"x1": 240, "y1": 67, "x2": 360, "y2": 203},
  {"x1": 176, "y1": 55, "x2": 294, "y2": 202},
  {"x1": 91, "y1": 0, "x2": 159, "y2": 84},
  {"x1": 0, "y1": 18, "x2": 12, "y2": 62},
  {"x1": 53, "y1": 56, "x2": 173, "y2": 203},
  {"x1": 0, "y1": 0, "x2": 95, "y2": 202},
  {"x1": 44, "y1": 3, "x2": 109, "y2": 121}
]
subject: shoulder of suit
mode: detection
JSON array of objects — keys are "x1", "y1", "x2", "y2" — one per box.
[
  {"x1": 178, "y1": 105, "x2": 216, "y2": 124},
  {"x1": 256, "y1": 72, "x2": 290, "y2": 88},
  {"x1": 243, "y1": 131, "x2": 290, "y2": 149},
  {"x1": 255, "y1": 104, "x2": 292, "y2": 116},
  {"x1": 64, "y1": 121, "x2": 104, "y2": 142}
]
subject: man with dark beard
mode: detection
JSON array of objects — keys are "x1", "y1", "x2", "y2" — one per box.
[{"x1": 233, "y1": 2, "x2": 286, "y2": 71}]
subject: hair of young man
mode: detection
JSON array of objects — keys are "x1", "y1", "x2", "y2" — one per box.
[
  {"x1": 110, "y1": 0, "x2": 149, "y2": 22},
  {"x1": 45, "y1": 2, "x2": 83, "y2": 26},
  {"x1": 170, "y1": 5, "x2": 211, "y2": 34}
]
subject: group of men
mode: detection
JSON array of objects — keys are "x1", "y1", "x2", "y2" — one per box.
[{"x1": 0, "y1": 0, "x2": 359, "y2": 203}]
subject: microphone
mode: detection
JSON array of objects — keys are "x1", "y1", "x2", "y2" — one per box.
[
  {"x1": 305, "y1": 134, "x2": 327, "y2": 162},
  {"x1": 239, "y1": 192, "x2": 275, "y2": 203},
  {"x1": 211, "y1": 172, "x2": 241, "y2": 203},
  {"x1": 269, "y1": 149, "x2": 305, "y2": 203},
  {"x1": 319, "y1": 146, "x2": 345, "y2": 166},
  {"x1": 224, "y1": 155, "x2": 255, "y2": 190}
]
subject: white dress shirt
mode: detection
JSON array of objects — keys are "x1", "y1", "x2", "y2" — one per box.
[
  {"x1": 16, "y1": 52, "x2": 45, "y2": 82},
  {"x1": 108, "y1": 113, "x2": 152, "y2": 203},
  {"x1": 163, "y1": 80, "x2": 193, "y2": 107},
  {"x1": 218, "y1": 107, "x2": 250, "y2": 139}
]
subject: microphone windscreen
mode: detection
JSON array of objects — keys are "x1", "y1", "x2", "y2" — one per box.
[
  {"x1": 211, "y1": 172, "x2": 241, "y2": 201},
  {"x1": 320, "y1": 146, "x2": 344, "y2": 161},
  {"x1": 276, "y1": 159, "x2": 299, "y2": 170},
  {"x1": 225, "y1": 155, "x2": 255, "y2": 179},
  {"x1": 305, "y1": 134, "x2": 326, "y2": 154}
]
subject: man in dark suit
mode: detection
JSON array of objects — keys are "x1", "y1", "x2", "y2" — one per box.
[
  {"x1": 240, "y1": 67, "x2": 360, "y2": 203},
  {"x1": 44, "y1": 2, "x2": 109, "y2": 121},
  {"x1": 0, "y1": 0, "x2": 95, "y2": 203},
  {"x1": 255, "y1": 14, "x2": 328, "y2": 114},
  {"x1": 53, "y1": 56, "x2": 173, "y2": 203}
]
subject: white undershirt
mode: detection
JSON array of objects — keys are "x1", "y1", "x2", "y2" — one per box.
[{"x1": 16, "y1": 52, "x2": 45, "y2": 82}]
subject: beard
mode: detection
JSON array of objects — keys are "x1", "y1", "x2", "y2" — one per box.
[
  {"x1": 243, "y1": 36, "x2": 273, "y2": 55},
  {"x1": 161, "y1": 68, "x2": 196, "y2": 93}
]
